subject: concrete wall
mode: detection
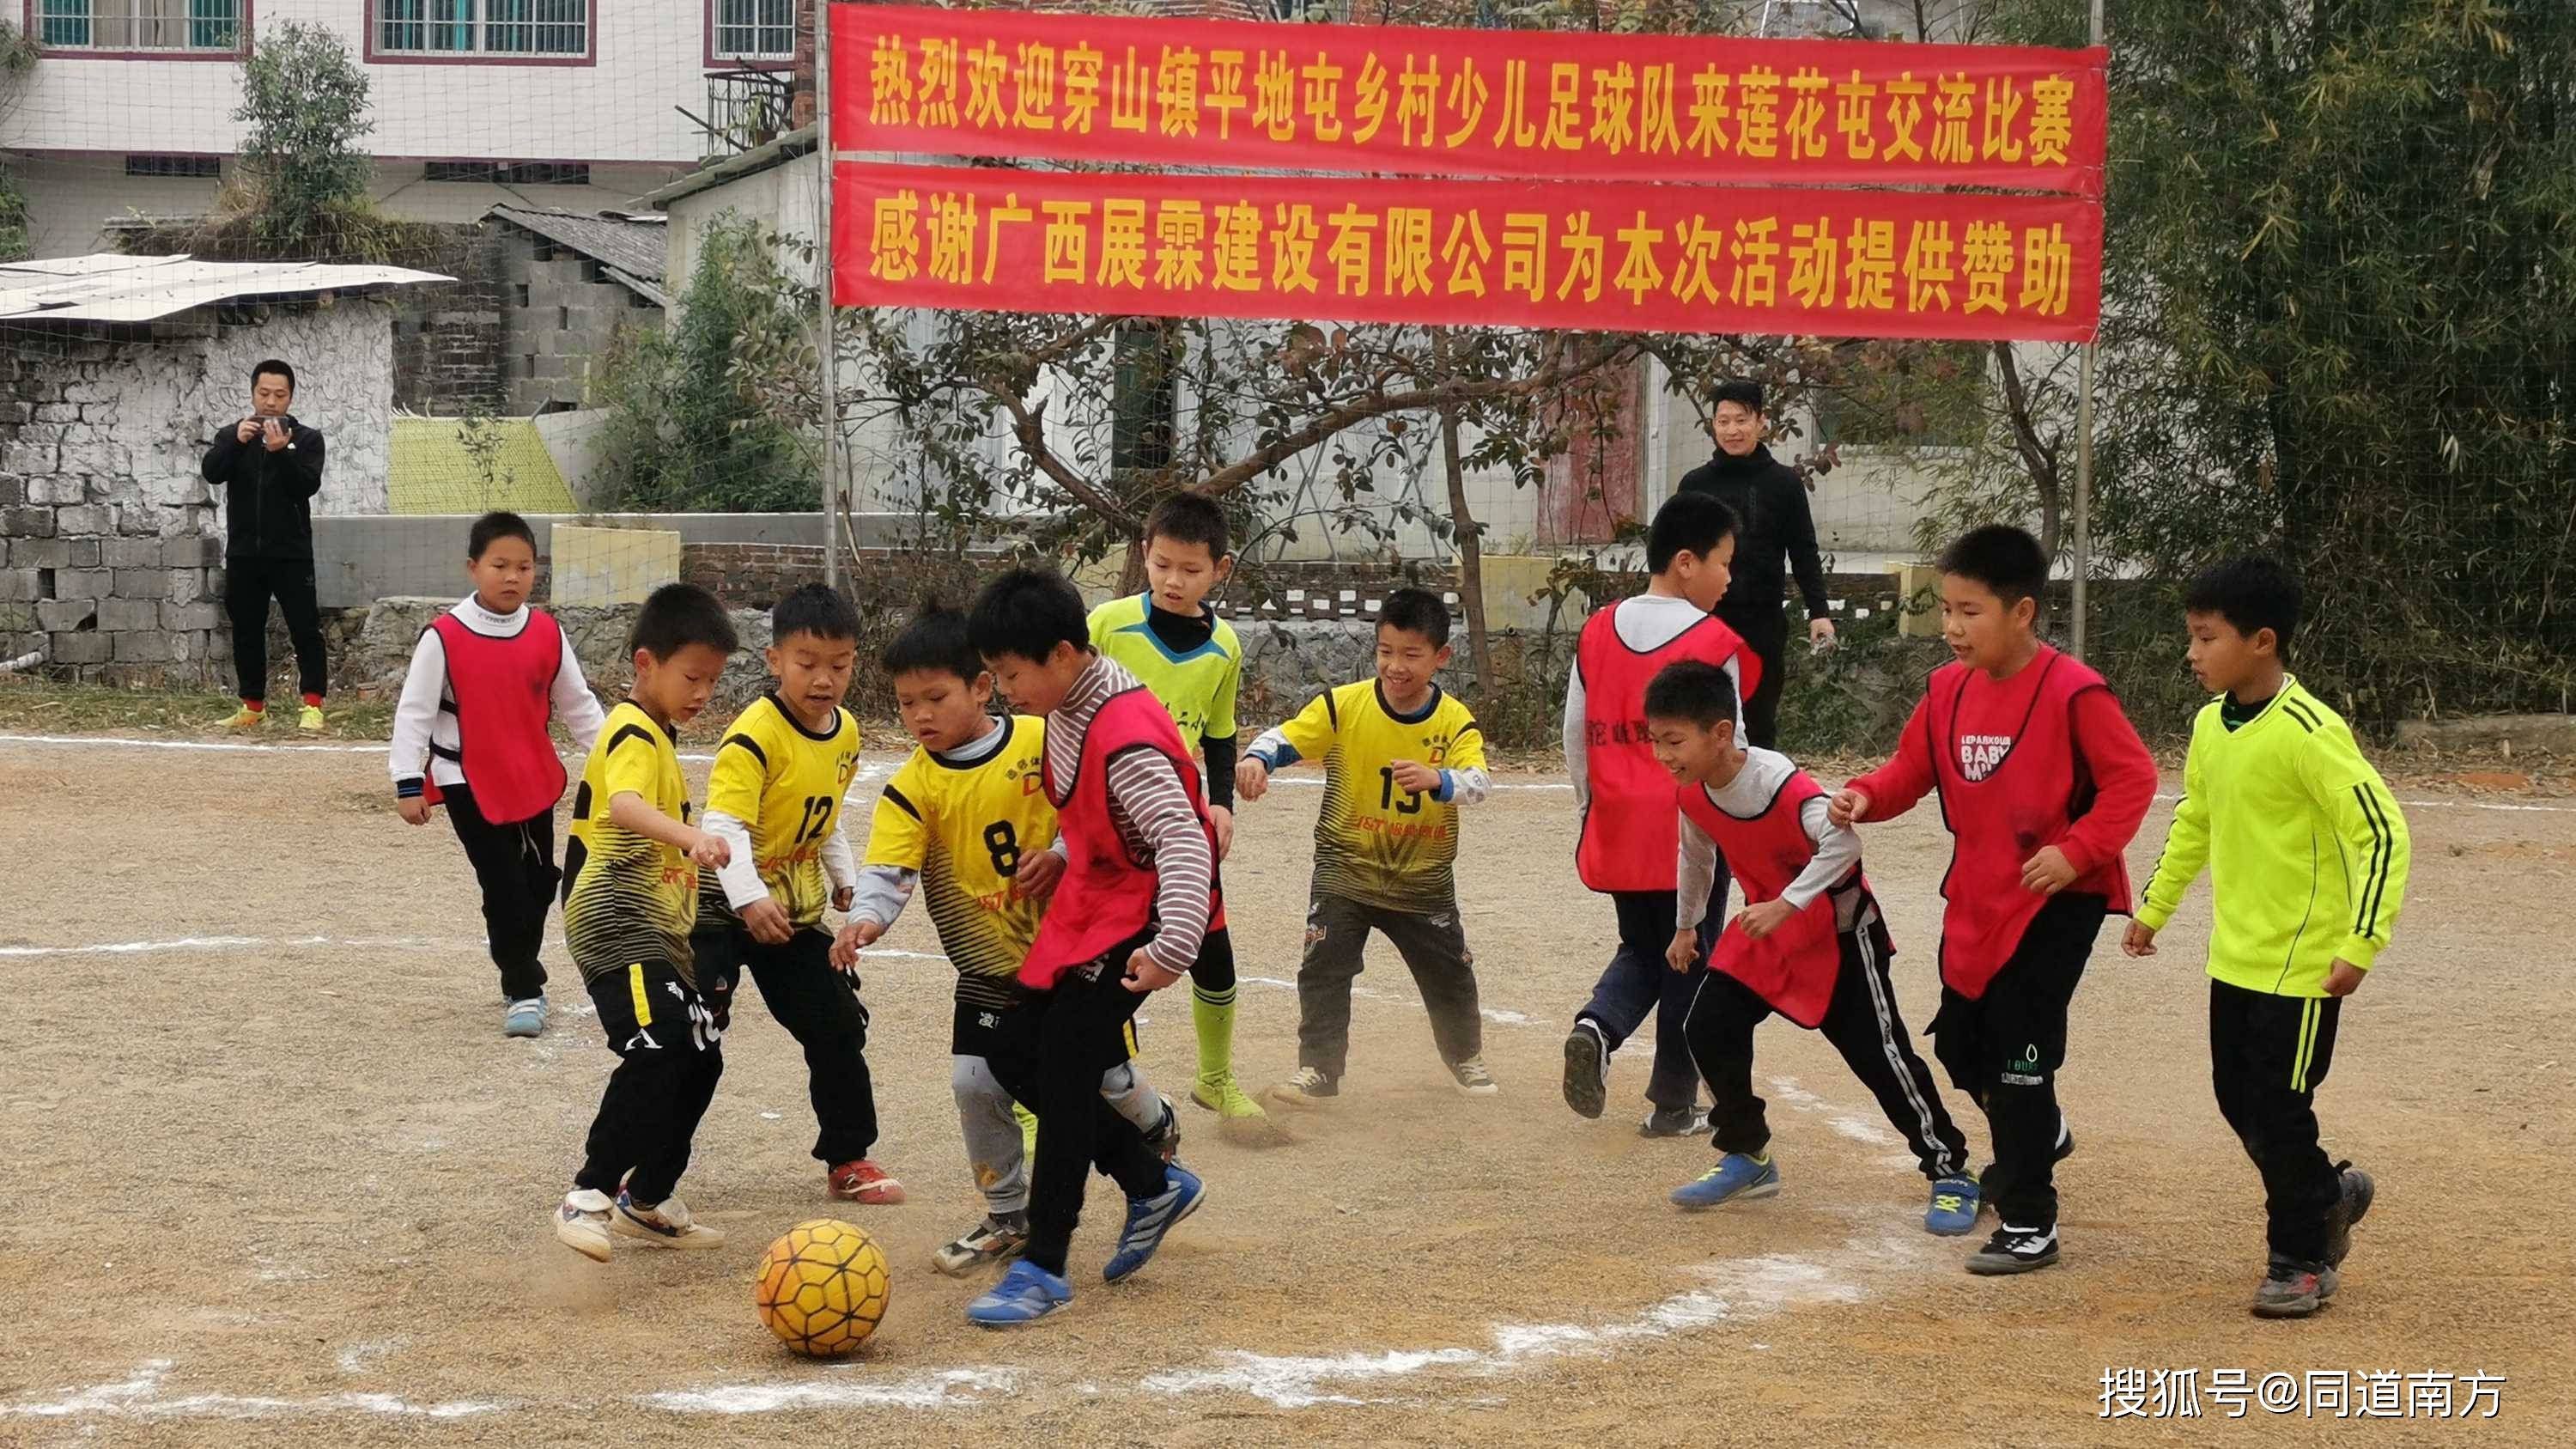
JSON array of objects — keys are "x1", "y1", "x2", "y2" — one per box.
[
  {"x1": 500, "y1": 236, "x2": 661, "y2": 416},
  {"x1": 0, "y1": 299, "x2": 397, "y2": 681},
  {"x1": 14, "y1": 153, "x2": 685, "y2": 262},
  {"x1": 532, "y1": 406, "x2": 617, "y2": 506},
  {"x1": 309, "y1": 511, "x2": 936, "y2": 608}
]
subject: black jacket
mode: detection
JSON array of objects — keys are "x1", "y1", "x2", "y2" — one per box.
[
  {"x1": 1674, "y1": 444, "x2": 1829, "y2": 630},
  {"x1": 203, "y1": 417, "x2": 326, "y2": 559}
]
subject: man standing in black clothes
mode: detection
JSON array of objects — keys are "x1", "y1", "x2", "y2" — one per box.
[
  {"x1": 1674, "y1": 380, "x2": 1833, "y2": 748},
  {"x1": 202, "y1": 358, "x2": 329, "y2": 733}
]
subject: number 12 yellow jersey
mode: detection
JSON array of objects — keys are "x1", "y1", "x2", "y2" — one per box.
[
  {"x1": 862, "y1": 715, "x2": 1058, "y2": 1009},
  {"x1": 702, "y1": 694, "x2": 862, "y2": 929}
]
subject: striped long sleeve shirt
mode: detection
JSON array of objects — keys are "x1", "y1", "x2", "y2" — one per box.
[
  {"x1": 1051, "y1": 655, "x2": 1215, "y2": 975},
  {"x1": 2137, "y1": 677, "x2": 2409, "y2": 996}
]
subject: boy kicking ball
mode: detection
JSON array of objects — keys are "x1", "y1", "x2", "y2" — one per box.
[
  {"x1": 2126, "y1": 556, "x2": 2405, "y2": 1318},
  {"x1": 552, "y1": 584, "x2": 739, "y2": 1260},
  {"x1": 960, "y1": 568, "x2": 1212, "y2": 1325},
  {"x1": 1643, "y1": 661, "x2": 1976, "y2": 1230},
  {"x1": 835, "y1": 600, "x2": 1183, "y2": 1277}
]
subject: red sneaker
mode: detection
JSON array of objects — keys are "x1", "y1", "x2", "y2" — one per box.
[{"x1": 828, "y1": 1159, "x2": 906, "y2": 1204}]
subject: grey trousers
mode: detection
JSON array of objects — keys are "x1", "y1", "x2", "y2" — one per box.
[{"x1": 951, "y1": 1054, "x2": 1165, "y2": 1215}]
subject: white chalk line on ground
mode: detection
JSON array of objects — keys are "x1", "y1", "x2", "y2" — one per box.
[
  {"x1": 635, "y1": 1368, "x2": 1024, "y2": 1414},
  {"x1": 1142, "y1": 1231, "x2": 1918, "y2": 1409},
  {"x1": 5, "y1": 1227, "x2": 1930, "y2": 1421},
  {"x1": 4, "y1": 733, "x2": 2567, "y2": 813},
  {"x1": 0, "y1": 1360, "x2": 500, "y2": 1421}
]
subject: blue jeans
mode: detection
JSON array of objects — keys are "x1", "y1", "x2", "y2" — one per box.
[{"x1": 1577, "y1": 871, "x2": 1731, "y2": 1113}]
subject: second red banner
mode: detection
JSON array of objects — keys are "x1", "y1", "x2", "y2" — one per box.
[{"x1": 836, "y1": 162, "x2": 2101, "y2": 343}]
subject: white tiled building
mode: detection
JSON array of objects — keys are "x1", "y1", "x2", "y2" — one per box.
[{"x1": 6, "y1": 1, "x2": 808, "y2": 256}]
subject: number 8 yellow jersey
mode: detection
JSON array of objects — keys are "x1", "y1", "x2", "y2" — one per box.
[{"x1": 862, "y1": 715, "x2": 1058, "y2": 1008}]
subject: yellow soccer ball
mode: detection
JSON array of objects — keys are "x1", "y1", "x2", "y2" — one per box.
[{"x1": 755, "y1": 1218, "x2": 890, "y2": 1358}]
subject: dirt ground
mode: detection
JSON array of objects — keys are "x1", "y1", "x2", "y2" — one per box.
[{"x1": 1, "y1": 727, "x2": 2569, "y2": 1447}]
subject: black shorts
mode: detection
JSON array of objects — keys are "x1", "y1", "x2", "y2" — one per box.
[
  {"x1": 954, "y1": 987, "x2": 1143, "y2": 1063},
  {"x1": 951, "y1": 993, "x2": 1016, "y2": 1057}
]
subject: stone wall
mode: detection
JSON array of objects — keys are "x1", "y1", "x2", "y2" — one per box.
[
  {"x1": 390, "y1": 226, "x2": 508, "y2": 417},
  {"x1": 0, "y1": 301, "x2": 399, "y2": 684}
]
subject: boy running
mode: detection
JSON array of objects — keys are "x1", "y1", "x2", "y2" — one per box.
[
  {"x1": 1563, "y1": 491, "x2": 1760, "y2": 1136},
  {"x1": 552, "y1": 584, "x2": 738, "y2": 1260},
  {"x1": 1086, "y1": 495, "x2": 1280, "y2": 1145},
  {"x1": 390, "y1": 510, "x2": 604, "y2": 1038},
  {"x1": 697, "y1": 584, "x2": 899, "y2": 1206},
  {"x1": 833, "y1": 601, "x2": 1181, "y2": 1276},
  {"x1": 2125, "y1": 556, "x2": 2403, "y2": 1318},
  {"x1": 1237, "y1": 588, "x2": 1498, "y2": 1101},
  {"x1": 1830, "y1": 526, "x2": 2156, "y2": 1275},
  {"x1": 962, "y1": 567, "x2": 1212, "y2": 1325},
  {"x1": 1643, "y1": 660, "x2": 1975, "y2": 1230}
]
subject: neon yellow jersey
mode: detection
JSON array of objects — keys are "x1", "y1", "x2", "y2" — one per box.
[
  {"x1": 702, "y1": 694, "x2": 862, "y2": 929},
  {"x1": 1087, "y1": 592, "x2": 1240, "y2": 753},
  {"x1": 863, "y1": 715, "x2": 1059, "y2": 1010},
  {"x1": 563, "y1": 702, "x2": 700, "y2": 984},
  {"x1": 1262, "y1": 679, "x2": 1485, "y2": 913},
  {"x1": 2137, "y1": 677, "x2": 2410, "y2": 996}
]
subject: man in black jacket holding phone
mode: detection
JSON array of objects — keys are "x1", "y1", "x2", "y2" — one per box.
[
  {"x1": 1674, "y1": 379, "x2": 1835, "y2": 748},
  {"x1": 203, "y1": 358, "x2": 329, "y2": 731}
]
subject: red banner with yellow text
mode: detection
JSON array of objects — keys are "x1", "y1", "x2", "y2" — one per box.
[
  {"x1": 835, "y1": 162, "x2": 2100, "y2": 343},
  {"x1": 831, "y1": 4, "x2": 2105, "y2": 195}
]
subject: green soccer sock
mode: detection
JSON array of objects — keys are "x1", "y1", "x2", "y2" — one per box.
[{"x1": 1192, "y1": 982, "x2": 1237, "y2": 1087}]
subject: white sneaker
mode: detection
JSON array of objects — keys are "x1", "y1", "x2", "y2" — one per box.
[
  {"x1": 611, "y1": 1190, "x2": 726, "y2": 1250},
  {"x1": 1449, "y1": 1055, "x2": 1500, "y2": 1097},
  {"x1": 556, "y1": 1189, "x2": 614, "y2": 1262},
  {"x1": 933, "y1": 1214, "x2": 1030, "y2": 1276}
]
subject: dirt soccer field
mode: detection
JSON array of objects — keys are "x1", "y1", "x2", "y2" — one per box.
[{"x1": 0, "y1": 729, "x2": 2568, "y2": 1446}]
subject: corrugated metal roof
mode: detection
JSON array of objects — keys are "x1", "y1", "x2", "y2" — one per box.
[
  {"x1": 0, "y1": 254, "x2": 453, "y2": 323},
  {"x1": 485, "y1": 205, "x2": 669, "y2": 295}
]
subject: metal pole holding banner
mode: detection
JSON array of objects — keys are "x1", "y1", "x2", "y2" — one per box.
[
  {"x1": 817, "y1": 0, "x2": 841, "y2": 591},
  {"x1": 2071, "y1": 0, "x2": 2104, "y2": 658}
]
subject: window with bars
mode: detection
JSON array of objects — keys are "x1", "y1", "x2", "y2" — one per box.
[
  {"x1": 38, "y1": 1, "x2": 243, "y2": 52},
  {"x1": 374, "y1": 1, "x2": 591, "y2": 58},
  {"x1": 423, "y1": 161, "x2": 592, "y2": 186},
  {"x1": 712, "y1": 0, "x2": 793, "y2": 62},
  {"x1": 127, "y1": 154, "x2": 224, "y2": 178}
]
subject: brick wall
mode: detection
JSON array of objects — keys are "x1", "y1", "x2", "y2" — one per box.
[
  {"x1": 390, "y1": 225, "x2": 508, "y2": 417},
  {"x1": 681, "y1": 541, "x2": 829, "y2": 608}
]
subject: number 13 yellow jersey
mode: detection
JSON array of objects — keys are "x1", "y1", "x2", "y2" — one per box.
[{"x1": 862, "y1": 715, "x2": 1058, "y2": 1009}]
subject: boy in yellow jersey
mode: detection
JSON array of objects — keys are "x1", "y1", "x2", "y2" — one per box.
[
  {"x1": 696, "y1": 584, "x2": 900, "y2": 1207},
  {"x1": 552, "y1": 584, "x2": 738, "y2": 1262},
  {"x1": 2125, "y1": 557, "x2": 2408, "y2": 1319},
  {"x1": 834, "y1": 602, "x2": 1181, "y2": 1275},
  {"x1": 1087, "y1": 494, "x2": 1279, "y2": 1144},
  {"x1": 1237, "y1": 588, "x2": 1497, "y2": 1101}
]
